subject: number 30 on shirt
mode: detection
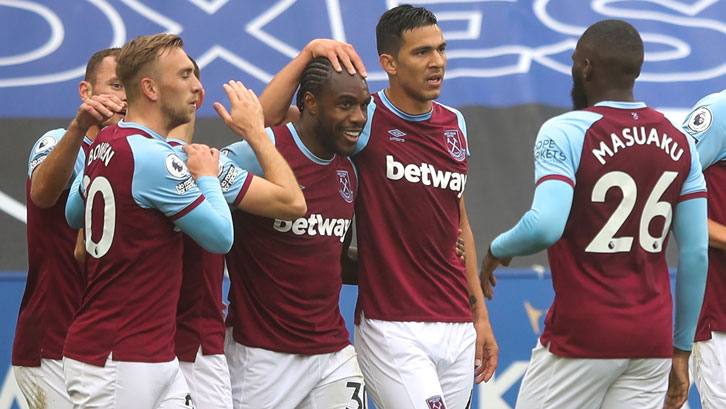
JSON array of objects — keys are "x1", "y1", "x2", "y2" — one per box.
[{"x1": 83, "y1": 175, "x2": 116, "y2": 258}]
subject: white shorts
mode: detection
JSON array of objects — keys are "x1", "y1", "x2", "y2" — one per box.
[
  {"x1": 179, "y1": 347, "x2": 232, "y2": 409},
  {"x1": 354, "y1": 314, "x2": 476, "y2": 409},
  {"x1": 691, "y1": 331, "x2": 726, "y2": 409},
  {"x1": 224, "y1": 328, "x2": 365, "y2": 409},
  {"x1": 515, "y1": 341, "x2": 670, "y2": 409},
  {"x1": 13, "y1": 359, "x2": 72, "y2": 409},
  {"x1": 63, "y1": 355, "x2": 192, "y2": 409}
]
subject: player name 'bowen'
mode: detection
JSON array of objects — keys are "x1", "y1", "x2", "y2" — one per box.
[
  {"x1": 592, "y1": 126, "x2": 684, "y2": 165},
  {"x1": 386, "y1": 155, "x2": 467, "y2": 198},
  {"x1": 273, "y1": 215, "x2": 352, "y2": 242},
  {"x1": 87, "y1": 142, "x2": 115, "y2": 166}
]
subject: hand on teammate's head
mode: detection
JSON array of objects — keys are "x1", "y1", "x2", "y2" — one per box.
[
  {"x1": 305, "y1": 39, "x2": 367, "y2": 77},
  {"x1": 183, "y1": 143, "x2": 219, "y2": 179}
]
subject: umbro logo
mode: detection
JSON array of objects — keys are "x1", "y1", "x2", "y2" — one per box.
[{"x1": 388, "y1": 129, "x2": 406, "y2": 142}]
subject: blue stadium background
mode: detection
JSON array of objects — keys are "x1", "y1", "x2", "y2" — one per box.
[{"x1": 2, "y1": 1, "x2": 726, "y2": 408}]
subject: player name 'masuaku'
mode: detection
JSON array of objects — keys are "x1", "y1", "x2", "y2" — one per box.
[
  {"x1": 273, "y1": 215, "x2": 352, "y2": 242},
  {"x1": 385, "y1": 155, "x2": 467, "y2": 198},
  {"x1": 86, "y1": 142, "x2": 115, "y2": 167},
  {"x1": 592, "y1": 126, "x2": 684, "y2": 165}
]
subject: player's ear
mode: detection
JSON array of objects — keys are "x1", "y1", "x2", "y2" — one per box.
[
  {"x1": 583, "y1": 58, "x2": 593, "y2": 81},
  {"x1": 196, "y1": 87, "x2": 205, "y2": 110},
  {"x1": 141, "y1": 77, "x2": 158, "y2": 102},
  {"x1": 379, "y1": 54, "x2": 397, "y2": 76},
  {"x1": 79, "y1": 81, "x2": 92, "y2": 101},
  {"x1": 303, "y1": 92, "x2": 318, "y2": 115}
]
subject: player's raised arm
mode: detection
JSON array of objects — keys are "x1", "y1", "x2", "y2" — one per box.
[
  {"x1": 30, "y1": 95, "x2": 125, "y2": 208},
  {"x1": 215, "y1": 81, "x2": 306, "y2": 220},
  {"x1": 259, "y1": 39, "x2": 367, "y2": 127}
]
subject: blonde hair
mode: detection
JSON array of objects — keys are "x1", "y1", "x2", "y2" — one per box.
[{"x1": 116, "y1": 33, "x2": 184, "y2": 101}]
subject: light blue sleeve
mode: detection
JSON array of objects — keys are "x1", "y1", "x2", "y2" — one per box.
[
  {"x1": 173, "y1": 177, "x2": 234, "y2": 254},
  {"x1": 490, "y1": 179, "x2": 574, "y2": 258},
  {"x1": 672, "y1": 197, "x2": 708, "y2": 351},
  {"x1": 680, "y1": 133, "x2": 707, "y2": 197},
  {"x1": 172, "y1": 145, "x2": 252, "y2": 206},
  {"x1": 682, "y1": 92, "x2": 726, "y2": 169},
  {"x1": 128, "y1": 135, "x2": 233, "y2": 253},
  {"x1": 353, "y1": 98, "x2": 377, "y2": 156},
  {"x1": 27, "y1": 128, "x2": 67, "y2": 178},
  {"x1": 65, "y1": 170, "x2": 86, "y2": 229},
  {"x1": 221, "y1": 136, "x2": 265, "y2": 178},
  {"x1": 533, "y1": 111, "x2": 601, "y2": 184},
  {"x1": 72, "y1": 146, "x2": 86, "y2": 182}
]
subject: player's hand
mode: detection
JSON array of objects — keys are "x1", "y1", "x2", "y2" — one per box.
[
  {"x1": 214, "y1": 81, "x2": 266, "y2": 141},
  {"x1": 184, "y1": 143, "x2": 219, "y2": 179},
  {"x1": 479, "y1": 245, "x2": 510, "y2": 300},
  {"x1": 304, "y1": 39, "x2": 367, "y2": 77},
  {"x1": 473, "y1": 318, "x2": 498, "y2": 384},
  {"x1": 73, "y1": 94, "x2": 126, "y2": 131},
  {"x1": 664, "y1": 348, "x2": 691, "y2": 409},
  {"x1": 455, "y1": 228, "x2": 466, "y2": 263}
]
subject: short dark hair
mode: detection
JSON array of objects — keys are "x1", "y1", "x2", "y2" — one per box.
[
  {"x1": 376, "y1": 5, "x2": 438, "y2": 56},
  {"x1": 579, "y1": 19, "x2": 644, "y2": 79},
  {"x1": 84, "y1": 48, "x2": 121, "y2": 85},
  {"x1": 296, "y1": 57, "x2": 336, "y2": 112}
]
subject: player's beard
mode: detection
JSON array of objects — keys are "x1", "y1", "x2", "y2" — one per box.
[
  {"x1": 571, "y1": 72, "x2": 588, "y2": 110},
  {"x1": 162, "y1": 101, "x2": 192, "y2": 131},
  {"x1": 312, "y1": 116, "x2": 341, "y2": 158}
]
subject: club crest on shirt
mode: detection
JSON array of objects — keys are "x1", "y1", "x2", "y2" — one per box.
[
  {"x1": 426, "y1": 395, "x2": 446, "y2": 409},
  {"x1": 444, "y1": 129, "x2": 466, "y2": 161},
  {"x1": 35, "y1": 135, "x2": 57, "y2": 154},
  {"x1": 166, "y1": 154, "x2": 190, "y2": 179},
  {"x1": 336, "y1": 170, "x2": 354, "y2": 203},
  {"x1": 687, "y1": 106, "x2": 713, "y2": 134}
]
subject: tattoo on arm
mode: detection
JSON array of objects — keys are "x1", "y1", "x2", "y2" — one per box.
[{"x1": 470, "y1": 295, "x2": 479, "y2": 316}]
